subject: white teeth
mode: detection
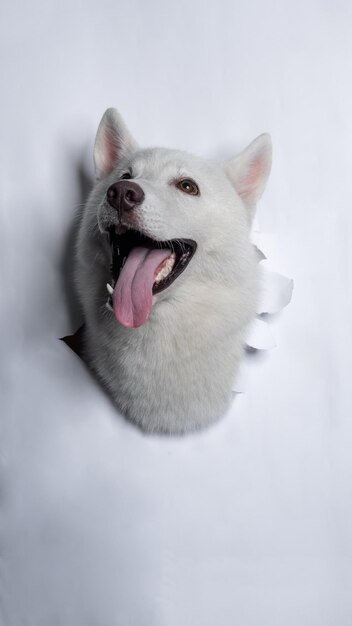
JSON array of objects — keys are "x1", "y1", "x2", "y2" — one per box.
[
  {"x1": 106, "y1": 283, "x2": 114, "y2": 295},
  {"x1": 154, "y1": 253, "x2": 176, "y2": 284},
  {"x1": 105, "y1": 300, "x2": 113, "y2": 312}
]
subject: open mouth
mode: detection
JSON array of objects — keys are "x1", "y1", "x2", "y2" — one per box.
[{"x1": 106, "y1": 226, "x2": 197, "y2": 328}]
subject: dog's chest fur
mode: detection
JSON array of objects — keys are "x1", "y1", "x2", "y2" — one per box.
[{"x1": 82, "y1": 271, "x2": 258, "y2": 433}]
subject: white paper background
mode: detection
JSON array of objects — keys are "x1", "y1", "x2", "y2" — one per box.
[{"x1": 1, "y1": 1, "x2": 352, "y2": 625}]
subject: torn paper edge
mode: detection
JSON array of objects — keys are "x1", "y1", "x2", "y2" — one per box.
[{"x1": 232, "y1": 228, "x2": 294, "y2": 393}]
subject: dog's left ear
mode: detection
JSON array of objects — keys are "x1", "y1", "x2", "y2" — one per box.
[
  {"x1": 94, "y1": 108, "x2": 139, "y2": 180},
  {"x1": 224, "y1": 134, "x2": 272, "y2": 222}
]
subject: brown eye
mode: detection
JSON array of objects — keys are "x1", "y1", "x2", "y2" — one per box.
[
  {"x1": 121, "y1": 171, "x2": 132, "y2": 180},
  {"x1": 176, "y1": 178, "x2": 199, "y2": 196}
]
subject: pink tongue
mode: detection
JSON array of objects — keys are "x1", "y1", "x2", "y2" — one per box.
[{"x1": 112, "y1": 247, "x2": 171, "y2": 328}]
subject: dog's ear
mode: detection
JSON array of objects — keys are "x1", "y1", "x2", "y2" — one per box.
[
  {"x1": 224, "y1": 134, "x2": 272, "y2": 221},
  {"x1": 94, "y1": 108, "x2": 139, "y2": 180}
]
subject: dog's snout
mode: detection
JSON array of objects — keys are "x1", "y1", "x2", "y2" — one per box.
[{"x1": 106, "y1": 181, "x2": 145, "y2": 212}]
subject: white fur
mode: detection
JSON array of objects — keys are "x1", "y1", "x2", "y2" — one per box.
[{"x1": 75, "y1": 108, "x2": 271, "y2": 434}]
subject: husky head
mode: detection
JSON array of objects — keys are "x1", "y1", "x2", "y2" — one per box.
[{"x1": 78, "y1": 108, "x2": 271, "y2": 330}]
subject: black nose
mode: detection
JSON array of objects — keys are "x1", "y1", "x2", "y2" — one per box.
[{"x1": 106, "y1": 180, "x2": 145, "y2": 212}]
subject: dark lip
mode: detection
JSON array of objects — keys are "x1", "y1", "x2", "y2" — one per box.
[{"x1": 107, "y1": 227, "x2": 197, "y2": 297}]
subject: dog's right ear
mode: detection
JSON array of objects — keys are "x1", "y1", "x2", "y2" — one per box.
[
  {"x1": 224, "y1": 133, "x2": 272, "y2": 223},
  {"x1": 94, "y1": 108, "x2": 139, "y2": 180}
]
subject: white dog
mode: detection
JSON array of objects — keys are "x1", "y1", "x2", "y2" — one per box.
[{"x1": 75, "y1": 108, "x2": 271, "y2": 434}]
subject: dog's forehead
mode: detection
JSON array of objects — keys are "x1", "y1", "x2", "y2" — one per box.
[{"x1": 131, "y1": 147, "x2": 214, "y2": 179}]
